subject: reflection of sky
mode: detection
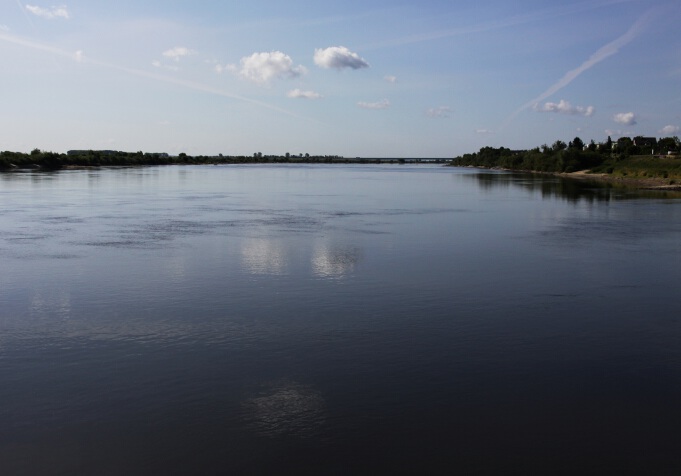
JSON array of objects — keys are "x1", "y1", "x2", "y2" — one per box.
[
  {"x1": 241, "y1": 381, "x2": 326, "y2": 438},
  {"x1": 163, "y1": 253, "x2": 188, "y2": 283},
  {"x1": 311, "y1": 244, "x2": 361, "y2": 279},
  {"x1": 241, "y1": 238, "x2": 287, "y2": 275},
  {"x1": 29, "y1": 290, "x2": 72, "y2": 320}
]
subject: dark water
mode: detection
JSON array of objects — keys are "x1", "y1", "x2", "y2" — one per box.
[{"x1": 1, "y1": 165, "x2": 680, "y2": 475}]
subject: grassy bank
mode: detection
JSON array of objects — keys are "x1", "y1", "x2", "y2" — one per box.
[
  {"x1": 450, "y1": 144, "x2": 681, "y2": 189},
  {"x1": 591, "y1": 155, "x2": 681, "y2": 181}
]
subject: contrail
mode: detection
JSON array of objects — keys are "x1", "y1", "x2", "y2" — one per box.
[
  {"x1": 503, "y1": 6, "x2": 666, "y2": 127},
  {"x1": 362, "y1": 0, "x2": 639, "y2": 50},
  {"x1": 0, "y1": 30, "x2": 318, "y2": 123}
]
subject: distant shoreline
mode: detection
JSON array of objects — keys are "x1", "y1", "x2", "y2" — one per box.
[{"x1": 0, "y1": 150, "x2": 450, "y2": 170}]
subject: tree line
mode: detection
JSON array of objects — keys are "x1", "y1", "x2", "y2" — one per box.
[
  {"x1": 0, "y1": 149, "x2": 350, "y2": 170},
  {"x1": 451, "y1": 136, "x2": 680, "y2": 174}
]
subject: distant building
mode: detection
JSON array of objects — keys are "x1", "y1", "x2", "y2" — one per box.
[{"x1": 633, "y1": 137, "x2": 657, "y2": 148}]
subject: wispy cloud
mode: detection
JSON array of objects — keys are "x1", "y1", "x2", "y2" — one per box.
[
  {"x1": 152, "y1": 60, "x2": 179, "y2": 72},
  {"x1": 364, "y1": 0, "x2": 639, "y2": 50},
  {"x1": 475, "y1": 129, "x2": 493, "y2": 134},
  {"x1": 0, "y1": 30, "x2": 316, "y2": 123},
  {"x1": 287, "y1": 89, "x2": 323, "y2": 100},
  {"x1": 25, "y1": 4, "x2": 69, "y2": 20},
  {"x1": 506, "y1": 6, "x2": 663, "y2": 125},
  {"x1": 358, "y1": 99, "x2": 390, "y2": 110},
  {"x1": 233, "y1": 51, "x2": 306, "y2": 85},
  {"x1": 660, "y1": 125, "x2": 680, "y2": 135},
  {"x1": 162, "y1": 47, "x2": 197, "y2": 61},
  {"x1": 605, "y1": 129, "x2": 631, "y2": 137},
  {"x1": 384, "y1": 75, "x2": 397, "y2": 83},
  {"x1": 613, "y1": 112, "x2": 636, "y2": 125},
  {"x1": 426, "y1": 106, "x2": 452, "y2": 118},
  {"x1": 314, "y1": 46, "x2": 369, "y2": 70},
  {"x1": 534, "y1": 99, "x2": 594, "y2": 116}
]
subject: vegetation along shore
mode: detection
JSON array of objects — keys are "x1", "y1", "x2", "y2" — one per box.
[
  {"x1": 3, "y1": 134, "x2": 680, "y2": 190},
  {"x1": 450, "y1": 135, "x2": 681, "y2": 190},
  {"x1": 0, "y1": 149, "x2": 446, "y2": 170}
]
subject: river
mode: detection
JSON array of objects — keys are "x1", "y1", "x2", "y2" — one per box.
[{"x1": 1, "y1": 164, "x2": 680, "y2": 474}]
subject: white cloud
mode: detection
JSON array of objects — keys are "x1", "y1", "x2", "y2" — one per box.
[
  {"x1": 73, "y1": 50, "x2": 83, "y2": 62},
  {"x1": 151, "y1": 60, "x2": 179, "y2": 72},
  {"x1": 287, "y1": 89, "x2": 323, "y2": 100},
  {"x1": 426, "y1": 106, "x2": 452, "y2": 118},
  {"x1": 659, "y1": 125, "x2": 680, "y2": 135},
  {"x1": 384, "y1": 75, "x2": 397, "y2": 83},
  {"x1": 162, "y1": 47, "x2": 197, "y2": 61},
  {"x1": 613, "y1": 112, "x2": 637, "y2": 125},
  {"x1": 234, "y1": 51, "x2": 306, "y2": 84},
  {"x1": 509, "y1": 7, "x2": 663, "y2": 122},
  {"x1": 534, "y1": 99, "x2": 594, "y2": 117},
  {"x1": 358, "y1": 99, "x2": 390, "y2": 110},
  {"x1": 475, "y1": 129, "x2": 493, "y2": 134},
  {"x1": 605, "y1": 129, "x2": 630, "y2": 137},
  {"x1": 314, "y1": 46, "x2": 369, "y2": 70},
  {"x1": 25, "y1": 5, "x2": 69, "y2": 20}
]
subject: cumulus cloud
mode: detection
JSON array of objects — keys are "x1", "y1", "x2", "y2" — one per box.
[
  {"x1": 314, "y1": 46, "x2": 369, "y2": 70},
  {"x1": 613, "y1": 112, "x2": 637, "y2": 125},
  {"x1": 25, "y1": 5, "x2": 69, "y2": 19},
  {"x1": 384, "y1": 75, "x2": 397, "y2": 83},
  {"x1": 358, "y1": 99, "x2": 390, "y2": 110},
  {"x1": 162, "y1": 47, "x2": 197, "y2": 61},
  {"x1": 534, "y1": 99, "x2": 594, "y2": 117},
  {"x1": 234, "y1": 51, "x2": 306, "y2": 84},
  {"x1": 660, "y1": 125, "x2": 680, "y2": 135},
  {"x1": 287, "y1": 89, "x2": 323, "y2": 100},
  {"x1": 426, "y1": 106, "x2": 452, "y2": 118}
]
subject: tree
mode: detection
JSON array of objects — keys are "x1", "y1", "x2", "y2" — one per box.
[
  {"x1": 658, "y1": 137, "x2": 678, "y2": 153},
  {"x1": 570, "y1": 137, "x2": 585, "y2": 150},
  {"x1": 552, "y1": 140, "x2": 567, "y2": 152}
]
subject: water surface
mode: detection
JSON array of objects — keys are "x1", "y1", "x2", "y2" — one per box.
[{"x1": 1, "y1": 165, "x2": 680, "y2": 474}]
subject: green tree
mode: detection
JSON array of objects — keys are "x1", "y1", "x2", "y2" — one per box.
[
  {"x1": 570, "y1": 137, "x2": 585, "y2": 150},
  {"x1": 552, "y1": 140, "x2": 567, "y2": 152},
  {"x1": 658, "y1": 137, "x2": 678, "y2": 154}
]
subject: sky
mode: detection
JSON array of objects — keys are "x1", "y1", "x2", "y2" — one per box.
[{"x1": 1, "y1": 0, "x2": 680, "y2": 157}]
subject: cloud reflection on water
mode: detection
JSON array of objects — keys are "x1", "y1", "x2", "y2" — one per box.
[
  {"x1": 311, "y1": 245, "x2": 362, "y2": 278},
  {"x1": 241, "y1": 239, "x2": 287, "y2": 275}
]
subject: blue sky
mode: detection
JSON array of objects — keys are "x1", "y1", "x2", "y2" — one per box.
[{"x1": 1, "y1": 0, "x2": 679, "y2": 157}]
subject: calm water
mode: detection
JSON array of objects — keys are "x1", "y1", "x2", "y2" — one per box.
[{"x1": 1, "y1": 164, "x2": 680, "y2": 475}]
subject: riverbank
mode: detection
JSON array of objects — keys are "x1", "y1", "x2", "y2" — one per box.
[
  {"x1": 560, "y1": 170, "x2": 681, "y2": 190},
  {"x1": 456, "y1": 165, "x2": 681, "y2": 191}
]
